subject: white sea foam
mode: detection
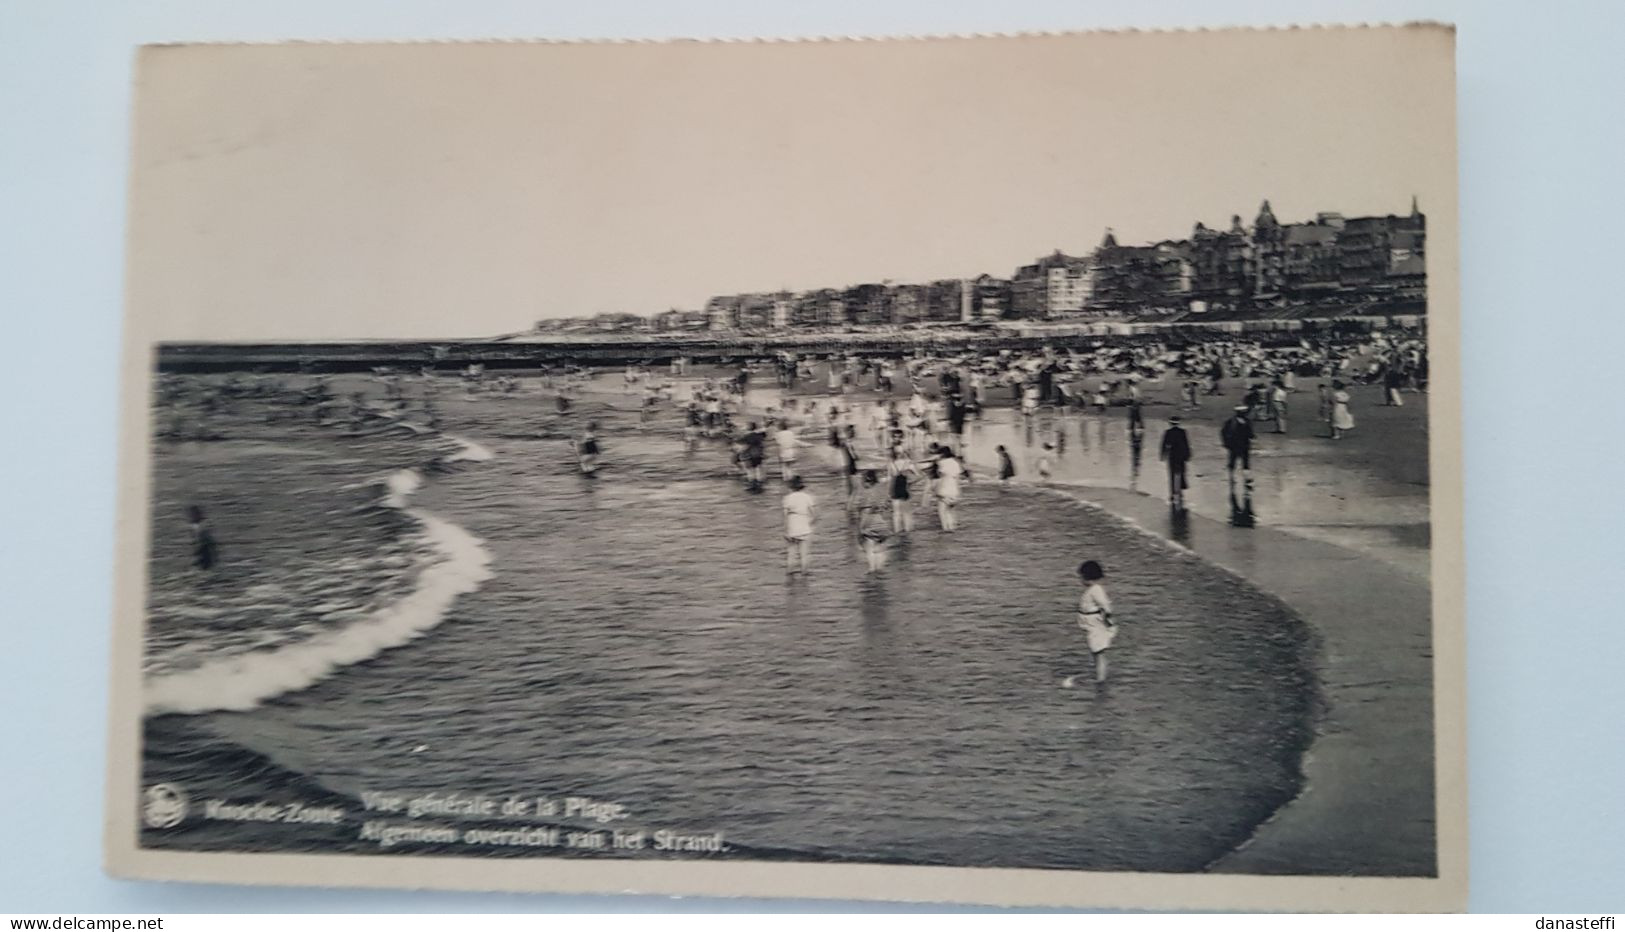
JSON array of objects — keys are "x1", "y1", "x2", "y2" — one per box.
[
  {"x1": 382, "y1": 468, "x2": 422, "y2": 508},
  {"x1": 144, "y1": 457, "x2": 495, "y2": 716},
  {"x1": 445, "y1": 434, "x2": 494, "y2": 463}
]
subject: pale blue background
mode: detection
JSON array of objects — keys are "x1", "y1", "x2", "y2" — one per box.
[{"x1": 2, "y1": 0, "x2": 1621, "y2": 914}]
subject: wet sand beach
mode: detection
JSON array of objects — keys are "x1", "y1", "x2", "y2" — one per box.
[
  {"x1": 750, "y1": 365, "x2": 1436, "y2": 874},
  {"x1": 1077, "y1": 487, "x2": 1434, "y2": 875}
]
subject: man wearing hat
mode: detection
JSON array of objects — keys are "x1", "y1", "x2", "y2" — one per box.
[
  {"x1": 1158, "y1": 415, "x2": 1192, "y2": 510},
  {"x1": 1220, "y1": 404, "x2": 1255, "y2": 482}
]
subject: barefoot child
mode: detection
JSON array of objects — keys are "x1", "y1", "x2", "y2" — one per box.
[
  {"x1": 934, "y1": 446, "x2": 967, "y2": 532},
  {"x1": 577, "y1": 421, "x2": 601, "y2": 476},
  {"x1": 1063, "y1": 560, "x2": 1116, "y2": 686},
  {"x1": 741, "y1": 421, "x2": 767, "y2": 492},
  {"x1": 775, "y1": 419, "x2": 801, "y2": 482},
  {"x1": 683, "y1": 403, "x2": 700, "y2": 451},
  {"x1": 782, "y1": 476, "x2": 815, "y2": 574},
  {"x1": 886, "y1": 446, "x2": 919, "y2": 534},
  {"x1": 1035, "y1": 442, "x2": 1055, "y2": 480},
  {"x1": 996, "y1": 444, "x2": 1016, "y2": 483},
  {"x1": 856, "y1": 469, "x2": 890, "y2": 573},
  {"x1": 187, "y1": 505, "x2": 219, "y2": 572}
]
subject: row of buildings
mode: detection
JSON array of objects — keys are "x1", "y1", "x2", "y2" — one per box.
[{"x1": 534, "y1": 199, "x2": 1427, "y2": 334}]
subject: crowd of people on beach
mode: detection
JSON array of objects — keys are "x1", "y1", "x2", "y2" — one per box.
[
  {"x1": 630, "y1": 376, "x2": 1125, "y2": 679},
  {"x1": 154, "y1": 325, "x2": 1424, "y2": 686},
  {"x1": 563, "y1": 328, "x2": 1424, "y2": 681}
]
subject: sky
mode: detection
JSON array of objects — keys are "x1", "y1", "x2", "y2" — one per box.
[{"x1": 126, "y1": 26, "x2": 1455, "y2": 339}]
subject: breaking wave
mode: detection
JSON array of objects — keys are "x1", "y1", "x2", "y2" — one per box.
[{"x1": 144, "y1": 450, "x2": 495, "y2": 716}]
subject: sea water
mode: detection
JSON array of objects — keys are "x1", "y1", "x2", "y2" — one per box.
[{"x1": 139, "y1": 375, "x2": 1315, "y2": 873}]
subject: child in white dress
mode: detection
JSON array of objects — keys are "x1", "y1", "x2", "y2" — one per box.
[{"x1": 1063, "y1": 560, "x2": 1117, "y2": 686}]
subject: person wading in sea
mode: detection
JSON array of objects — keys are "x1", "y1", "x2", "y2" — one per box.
[
  {"x1": 856, "y1": 470, "x2": 890, "y2": 573},
  {"x1": 741, "y1": 421, "x2": 767, "y2": 493},
  {"x1": 577, "y1": 421, "x2": 601, "y2": 476},
  {"x1": 839, "y1": 432, "x2": 862, "y2": 512},
  {"x1": 886, "y1": 446, "x2": 919, "y2": 534},
  {"x1": 934, "y1": 446, "x2": 967, "y2": 533},
  {"x1": 187, "y1": 505, "x2": 219, "y2": 572},
  {"x1": 996, "y1": 445, "x2": 1016, "y2": 483},
  {"x1": 782, "y1": 475, "x2": 816, "y2": 574},
  {"x1": 774, "y1": 418, "x2": 801, "y2": 483},
  {"x1": 1063, "y1": 560, "x2": 1117, "y2": 687}
]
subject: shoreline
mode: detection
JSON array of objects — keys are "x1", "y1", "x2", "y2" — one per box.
[
  {"x1": 553, "y1": 381, "x2": 1434, "y2": 873},
  {"x1": 1051, "y1": 482, "x2": 1435, "y2": 875},
  {"x1": 722, "y1": 367, "x2": 1435, "y2": 871},
  {"x1": 402, "y1": 374, "x2": 1437, "y2": 873}
]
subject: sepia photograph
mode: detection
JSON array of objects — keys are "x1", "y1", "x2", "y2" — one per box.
[{"x1": 107, "y1": 25, "x2": 1464, "y2": 910}]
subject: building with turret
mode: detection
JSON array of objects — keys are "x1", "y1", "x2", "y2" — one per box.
[
  {"x1": 673, "y1": 198, "x2": 1425, "y2": 332},
  {"x1": 1100, "y1": 197, "x2": 1426, "y2": 314},
  {"x1": 1087, "y1": 231, "x2": 1192, "y2": 312}
]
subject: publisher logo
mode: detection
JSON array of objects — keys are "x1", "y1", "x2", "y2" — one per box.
[{"x1": 143, "y1": 783, "x2": 189, "y2": 829}]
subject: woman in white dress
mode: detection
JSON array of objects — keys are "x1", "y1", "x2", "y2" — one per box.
[
  {"x1": 1329, "y1": 379, "x2": 1356, "y2": 440},
  {"x1": 1064, "y1": 560, "x2": 1117, "y2": 686}
]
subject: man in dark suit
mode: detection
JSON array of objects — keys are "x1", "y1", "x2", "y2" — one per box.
[
  {"x1": 1159, "y1": 416, "x2": 1192, "y2": 510},
  {"x1": 1220, "y1": 404, "x2": 1254, "y2": 481},
  {"x1": 946, "y1": 391, "x2": 968, "y2": 439}
]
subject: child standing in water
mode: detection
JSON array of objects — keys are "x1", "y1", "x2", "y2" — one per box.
[
  {"x1": 996, "y1": 445, "x2": 1016, "y2": 483},
  {"x1": 1063, "y1": 560, "x2": 1116, "y2": 686},
  {"x1": 934, "y1": 446, "x2": 967, "y2": 532},
  {"x1": 577, "y1": 421, "x2": 600, "y2": 476},
  {"x1": 856, "y1": 469, "x2": 890, "y2": 573},
  {"x1": 741, "y1": 421, "x2": 767, "y2": 492},
  {"x1": 781, "y1": 475, "x2": 816, "y2": 574},
  {"x1": 683, "y1": 403, "x2": 700, "y2": 451},
  {"x1": 1035, "y1": 442, "x2": 1055, "y2": 480},
  {"x1": 774, "y1": 418, "x2": 801, "y2": 483},
  {"x1": 886, "y1": 446, "x2": 919, "y2": 534},
  {"x1": 186, "y1": 505, "x2": 218, "y2": 572}
]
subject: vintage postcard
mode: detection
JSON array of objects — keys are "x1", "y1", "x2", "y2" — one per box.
[{"x1": 106, "y1": 25, "x2": 1464, "y2": 910}]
